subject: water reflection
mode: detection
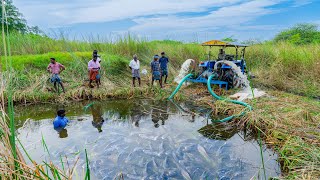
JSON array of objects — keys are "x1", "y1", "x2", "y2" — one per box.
[
  {"x1": 198, "y1": 123, "x2": 239, "y2": 141},
  {"x1": 151, "y1": 101, "x2": 169, "y2": 128},
  {"x1": 130, "y1": 103, "x2": 144, "y2": 127},
  {"x1": 55, "y1": 127, "x2": 68, "y2": 138},
  {"x1": 90, "y1": 104, "x2": 104, "y2": 133}
]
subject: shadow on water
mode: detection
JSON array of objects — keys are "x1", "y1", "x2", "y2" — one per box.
[{"x1": 15, "y1": 99, "x2": 281, "y2": 179}]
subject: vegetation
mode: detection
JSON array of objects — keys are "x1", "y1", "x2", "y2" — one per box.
[
  {"x1": 0, "y1": 0, "x2": 42, "y2": 34},
  {"x1": 274, "y1": 23, "x2": 320, "y2": 44}
]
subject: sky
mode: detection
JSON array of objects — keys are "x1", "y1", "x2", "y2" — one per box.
[{"x1": 13, "y1": 0, "x2": 320, "y2": 42}]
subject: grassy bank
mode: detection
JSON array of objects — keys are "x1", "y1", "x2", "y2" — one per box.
[{"x1": 1, "y1": 35, "x2": 319, "y2": 103}]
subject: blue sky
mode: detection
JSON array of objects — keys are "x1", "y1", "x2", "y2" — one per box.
[{"x1": 13, "y1": 0, "x2": 320, "y2": 42}]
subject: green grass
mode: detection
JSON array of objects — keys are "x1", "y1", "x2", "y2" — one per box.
[{"x1": 2, "y1": 33, "x2": 319, "y2": 99}]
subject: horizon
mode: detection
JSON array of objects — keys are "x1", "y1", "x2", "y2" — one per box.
[{"x1": 13, "y1": 0, "x2": 320, "y2": 42}]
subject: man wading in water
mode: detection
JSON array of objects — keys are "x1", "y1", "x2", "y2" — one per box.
[
  {"x1": 47, "y1": 58, "x2": 66, "y2": 93},
  {"x1": 159, "y1": 52, "x2": 169, "y2": 84},
  {"x1": 150, "y1": 55, "x2": 162, "y2": 88},
  {"x1": 88, "y1": 54, "x2": 101, "y2": 88},
  {"x1": 129, "y1": 54, "x2": 141, "y2": 87}
]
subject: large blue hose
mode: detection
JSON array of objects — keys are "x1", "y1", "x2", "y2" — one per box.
[
  {"x1": 168, "y1": 74, "x2": 193, "y2": 99},
  {"x1": 207, "y1": 74, "x2": 252, "y2": 123}
]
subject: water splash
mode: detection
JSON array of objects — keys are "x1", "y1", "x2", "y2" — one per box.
[
  {"x1": 213, "y1": 60, "x2": 266, "y2": 101},
  {"x1": 174, "y1": 59, "x2": 195, "y2": 84}
]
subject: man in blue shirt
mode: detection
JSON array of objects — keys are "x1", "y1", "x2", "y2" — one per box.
[
  {"x1": 53, "y1": 109, "x2": 69, "y2": 129},
  {"x1": 159, "y1": 52, "x2": 169, "y2": 84}
]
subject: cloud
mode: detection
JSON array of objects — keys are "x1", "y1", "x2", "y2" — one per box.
[
  {"x1": 292, "y1": 0, "x2": 312, "y2": 7},
  {"x1": 12, "y1": 0, "x2": 316, "y2": 41},
  {"x1": 13, "y1": 0, "x2": 244, "y2": 27},
  {"x1": 129, "y1": 0, "x2": 285, "y2": 34}
]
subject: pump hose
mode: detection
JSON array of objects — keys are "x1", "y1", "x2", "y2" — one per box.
[
  {"x1": 207, "y1": 74, "x2": 252, "y2": 122},
  {"x1": 168, "y1": 73, "x2": 252, "y2": 123},
  {"x1": 168, "y1": 74, "x2": 193, "y2": 100}
]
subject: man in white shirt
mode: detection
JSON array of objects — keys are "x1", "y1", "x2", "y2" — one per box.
[
  {"x1": 88, "y1": 55, "x2": 101, "y2": 88},
  {"x1": 129, "y1": 54, "x2": 141, "y2": 87}
]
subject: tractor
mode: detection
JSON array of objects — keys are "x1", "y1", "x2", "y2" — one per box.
[{"x1": 186, "y1": 40, "x2": 248, "y2": 89}]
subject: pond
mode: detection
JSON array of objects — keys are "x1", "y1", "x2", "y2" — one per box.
[{"x1": 15, "y1": 99, "x2": 280, "y2": 179}]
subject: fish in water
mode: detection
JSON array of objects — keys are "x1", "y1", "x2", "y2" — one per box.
[
  {"x1": 180, "y1": 168, "x2": 192, "y2": 180},
  {"x1": 197, "y1": 144, "x2": 211, "y2": 163}
]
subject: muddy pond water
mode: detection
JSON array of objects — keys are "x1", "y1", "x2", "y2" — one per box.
[{"x1": 15, "y1": 99, "x2": 280, "y2": 179}]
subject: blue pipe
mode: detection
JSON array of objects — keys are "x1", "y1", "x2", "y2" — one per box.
[
  {"x1": 207, "y1": 74, "x2": 252, "y2": 123},
  {"x1": 168, "y1": 74, "x2": 193, "y2": 100}
]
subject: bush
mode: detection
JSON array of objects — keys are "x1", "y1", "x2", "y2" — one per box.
[{"x1": 274, "y1": 23, "x2": 320, "y2": 45}]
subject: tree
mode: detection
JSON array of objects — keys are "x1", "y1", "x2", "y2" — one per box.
[
  {"x1": 0, "y1": 0, "x2": 28, "y2": 33},
  {"x1": 274, "y1": 23, "x2": 320, "y2": 44},
  {"x1": 222, "y1": 36, "x2": 237, "y2": 43},
  {"x1": 0, "y1": 0, "x2": 42, "y2": 34}
]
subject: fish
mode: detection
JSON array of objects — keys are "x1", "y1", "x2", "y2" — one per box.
[
  {"x1": 197, "y1": 144, "x2": 211, "y2": 163},
  {"x1": 180, "y1": 168, "x2": 192, "y2": 180}
]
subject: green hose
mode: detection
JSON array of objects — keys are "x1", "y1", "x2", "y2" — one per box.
[
  {"x1": 207, "y1": 74, "x2": 252, "y2": 123},
  {"x1": 168, "y1": 74, "x2": 193, "y2": 100},
  {"x1": 168, "y1": 73, "x2": 252, "y2": 123}
]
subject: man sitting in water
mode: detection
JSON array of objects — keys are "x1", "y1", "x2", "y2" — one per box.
[
  {"x1": 150, "y1": 55, "x2": 162, "y2": 88},
  {"x1": 53, "y1": 109, "x2": 69, "y2": 129},
  {"x1": 129, "y1": 54, "x2": 141, "y2": 87},
  {"x1": 47, "y1": 58, "x2": 66, "y2": 93},
  {"x1": 159, "y1": 52, "x2": 169, "y2": 84},
  {"x1": 88, "y1": 54, "x2": 101, "y2": 88}
]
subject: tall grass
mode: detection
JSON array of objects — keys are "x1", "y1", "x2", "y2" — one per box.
[{"x1": 246, "y1": 42, "x2": 320, "y2": 97}]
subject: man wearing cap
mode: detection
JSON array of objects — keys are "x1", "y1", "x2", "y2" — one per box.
[
  {"x1": 159, "y1": 52, "x2": 169, "y2": 84},
  {"x1": 150, "y1": 55, "x2": 162, "y2": 88},
  {"x1": 129, "y1": 54, "x2": 141, "y2": 87},
  {"x1": 88, "y1": 54, "x2": 101, "y2": 88},
  {"x1": 92, "y1": 50, "x2": 102, "y2": 85}
]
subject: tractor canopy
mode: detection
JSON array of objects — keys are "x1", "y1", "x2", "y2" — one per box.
[{"x1": 201, "y1": 40, "x2": 248, "y2": 47}]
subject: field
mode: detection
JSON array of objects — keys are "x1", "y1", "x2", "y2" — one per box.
[{"x1": 1, "y1": 33, "x2": 320, "y2": 179}]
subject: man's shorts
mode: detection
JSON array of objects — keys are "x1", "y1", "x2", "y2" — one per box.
[
  {"x1": 132, "y1": 69, "x2": 140, "y2": 78},
  {"x1": 152, "y1": 71, "x2": 161, "y2": 80},
  {"x1": 161, "y1": 68, "x2": 168, "y2": 76},
  {"x1": 50, "y1": 74, "x2": 61, "y2": 83}
]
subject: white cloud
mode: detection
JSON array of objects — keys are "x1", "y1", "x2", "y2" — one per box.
[
  {"x1": 129, "y1": 0, "x2": 285, "y2": 34},
  {"x1": 12, "y1": 0, "x2": 316, "y2": 41},
  {"x1": 292, "y1": 0, "x2": 312, "y2": 7},
  {"x1": 13, "y1": 0, "x2": 244, "y2": 27}
]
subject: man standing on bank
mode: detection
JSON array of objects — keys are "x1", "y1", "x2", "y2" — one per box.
[
  {"x1": 129, "y1": 54, "x2": 141, "y2": 87},
  {"x1": 150, "y1": 55, "x2": 162, "y2": 88},
  {"x1": 88, "y1": 54, "x2": 101, "y2": 88},
  {"x1": 159, "y1": 52, "x2": 169, "y2": 84},
  {"x1": 47, "y1": 58, "x2": 66, "y2": 93}
]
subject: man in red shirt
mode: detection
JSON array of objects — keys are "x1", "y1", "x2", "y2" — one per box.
[{"x1": 47, "y1": 58, "x2": 66, "y2": 93}]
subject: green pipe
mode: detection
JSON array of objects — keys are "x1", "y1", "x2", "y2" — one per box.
[
  {"x1": 168, "y1": 74, "x2": 193, "y2": 100},
  {"x1": 207, "y1": 74, "x2": 252, "y2": 123}
]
